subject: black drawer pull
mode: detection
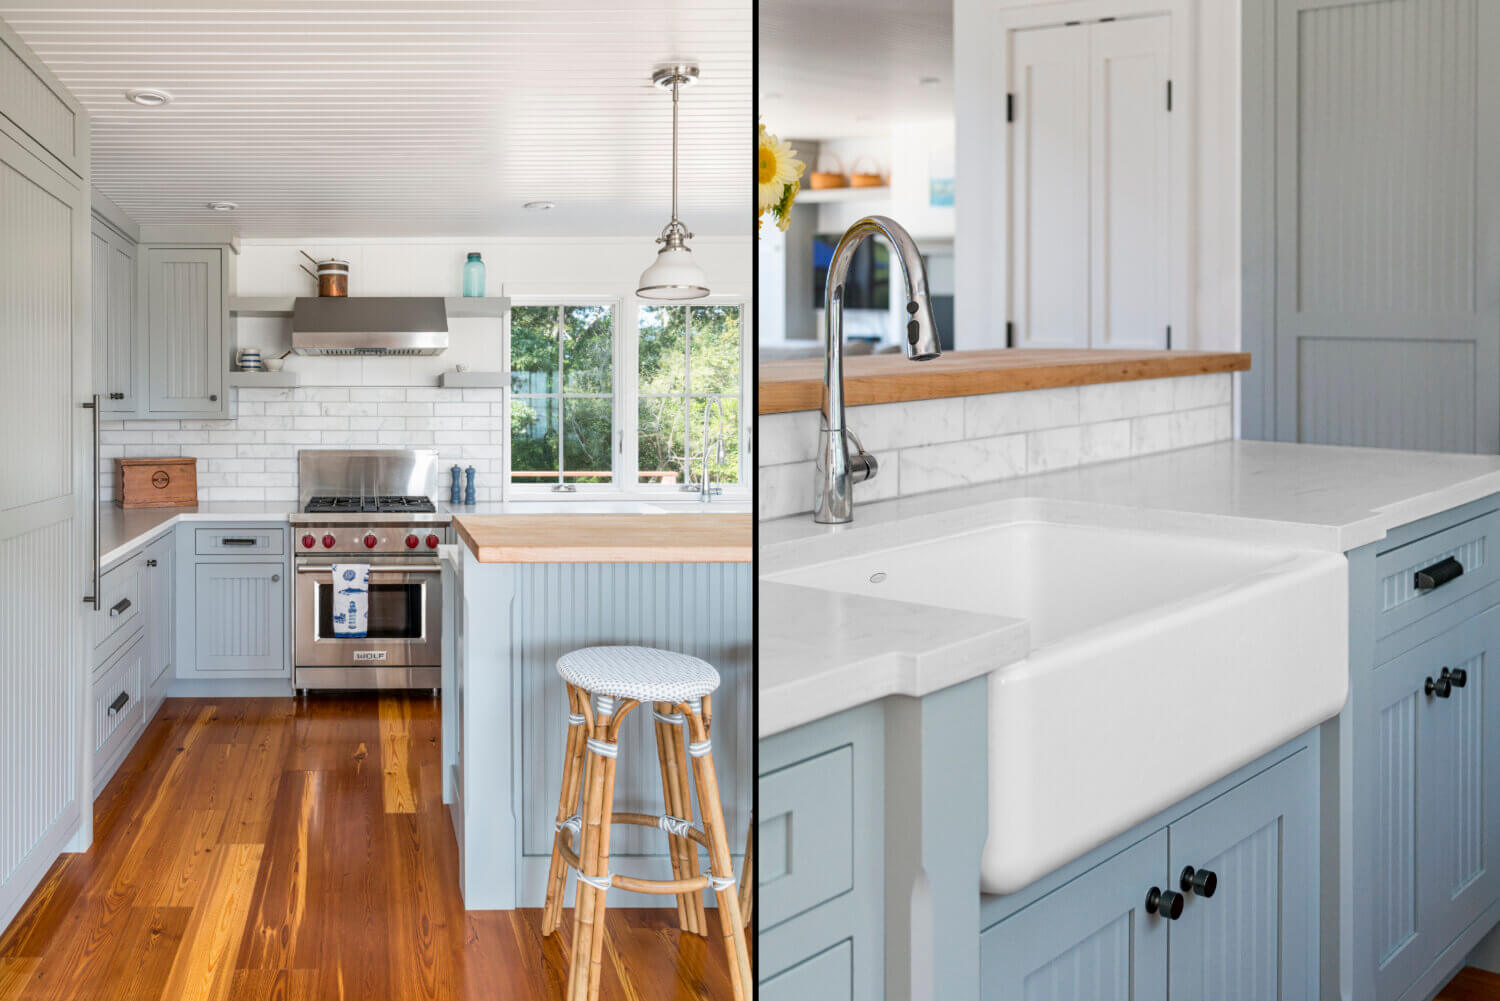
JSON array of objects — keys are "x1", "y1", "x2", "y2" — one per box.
[
  {"x1": 1415, "y1": 556, "x2": 1464, "y2": 591},
  {"x1": 107, "y1": 691, "x2": 129, "y2": 716},
  {"x1": 109, "y1": 597, "x2": 132, "y2": 617},
  {"x1": 220, "y1": 538, "x2": 257, "y2": 547}
]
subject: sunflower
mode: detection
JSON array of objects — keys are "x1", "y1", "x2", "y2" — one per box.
[{"x1": 758, "y1": 123, "x2": 804, "y2": 219}]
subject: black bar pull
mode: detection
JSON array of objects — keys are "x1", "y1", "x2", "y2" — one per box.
[
  {"x1": 1414, "y1": 556, "x2": 1463, "y2": 592},
  {"x1": 221, "y1": 538, "x2": 257, "y2": 547},
  {"x1": 109, "y1": 597, "x2": 132, "y2": 617},
  {"x1": 107, "y1": 691, "x2": 129, "y2": 716}
]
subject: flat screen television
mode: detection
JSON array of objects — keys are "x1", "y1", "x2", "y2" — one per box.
[{"x1": 813, "y1": 234, "x2": 890, "y2": 310}]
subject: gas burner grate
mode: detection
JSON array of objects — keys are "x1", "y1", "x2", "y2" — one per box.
[{"x1": 303, "y1": 495, "x2": 436, "y2": 514}]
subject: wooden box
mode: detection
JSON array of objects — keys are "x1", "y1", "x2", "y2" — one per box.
[{"x1": 115, "y1": 457, "x2": 197, "y2": 509}]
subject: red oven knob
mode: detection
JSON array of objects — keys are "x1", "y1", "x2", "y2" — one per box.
[
  {"x1": 405, "y1": 534, "x2": 419, "y2": 549},
  {"x1": 363, "y1": 534, "x2": 378, "y2": 549},
  {"x1": 321, "y1": 534, "x2": 335, "y2": 549},
  {"x1": 301, "y1": 534, "x2": 316, "y2": 549},
  {"x1": 426, "y1": 534, "x2": 440, "y2": 549}
]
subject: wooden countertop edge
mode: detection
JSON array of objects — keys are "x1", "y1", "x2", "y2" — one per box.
[
  {"x1": 757, "y1": 350, "x2": 1252, "y2": 414},
  {"x1": 451, "y1": 514, "x2": 753, "y2": 564}
]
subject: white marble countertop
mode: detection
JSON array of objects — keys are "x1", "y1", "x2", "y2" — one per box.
[{"x1": 759, "y1": 439, "x2": 1500, "y2": 736}]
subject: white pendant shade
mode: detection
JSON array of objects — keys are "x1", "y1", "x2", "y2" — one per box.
[{"x1": 637, "y1": 245, "x2": 710, "y2": 300}]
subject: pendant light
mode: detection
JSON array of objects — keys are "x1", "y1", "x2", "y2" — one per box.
[{"x1": 637, "y1": 65, "x2": 710, "y2": 300}]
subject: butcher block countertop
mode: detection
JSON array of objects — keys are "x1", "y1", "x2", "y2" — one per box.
[
  {"x1": 758, "y1": 348, "x2": 1251, "y2": 414},
  {"x1": 454, "y1": 512, "x2": 753, "y2": 563}
]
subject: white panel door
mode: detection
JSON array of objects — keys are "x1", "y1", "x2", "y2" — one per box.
[
  {"x1": 1090, "y1": 16, "x2": 1171, "y2": 348},
  {"x1": 1011, "y1": 23, "x2": 1091, "y2": 348}
]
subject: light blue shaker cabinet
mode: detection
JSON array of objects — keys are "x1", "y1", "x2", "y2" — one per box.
[
  {"x1": 174, "y1": 524, "x2": 290, "y2": 679},
  {"x1": 143, "y1": 246, "x2": 228, "y2": 418}
]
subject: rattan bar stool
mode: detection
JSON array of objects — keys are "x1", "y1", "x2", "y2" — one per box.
[{"x1": 541, "y1": 645, "x2": 752, "y2": 1001}]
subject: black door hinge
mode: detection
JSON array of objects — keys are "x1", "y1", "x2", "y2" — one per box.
[
  {"x1": 1166, "y1": 80, "x2": 1173, "y2": 111},
  {"x1": 1006, "y1": 321, "x2": 1016, "y2": 348},
  {"x1": 1006, "y1": 93, "x2": 1015, "y2": 123}
]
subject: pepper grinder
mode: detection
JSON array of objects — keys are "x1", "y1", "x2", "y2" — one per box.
[
  {"x1": 464, "y1": 465, "x2": 477, "y2": 506},
  {"x1": 449, "y1": 465, "x2": 462, "y2": 505}
]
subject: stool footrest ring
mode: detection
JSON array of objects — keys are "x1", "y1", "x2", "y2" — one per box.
[{"x1": 553, "y1": 811, "x2": 717, "y2": 896}]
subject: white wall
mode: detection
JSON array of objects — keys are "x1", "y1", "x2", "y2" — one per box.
[
  {"x1": 100, "y1": 235, "x2": 752, "y2": 503},
  {"x1": 954, "y1": 0, "x2": 1241, "y2": 351}
]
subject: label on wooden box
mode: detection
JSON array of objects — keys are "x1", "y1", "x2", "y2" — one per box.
[{"x1": 115, "y1": 457, "x2": 197, "y2": 508}]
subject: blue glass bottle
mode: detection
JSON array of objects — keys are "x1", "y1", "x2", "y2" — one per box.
[{"x1": 462, "y1": 252, "x2": 485, "y2": 297}]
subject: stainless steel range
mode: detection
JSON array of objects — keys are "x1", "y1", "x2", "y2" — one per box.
[{"x1": 289, "y1": 449, "x2": 449, "y2": 692}]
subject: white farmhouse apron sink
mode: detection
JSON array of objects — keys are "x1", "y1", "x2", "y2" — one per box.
[{"x1": 769, "y1": 518, "x2": 1349, "y2": 894}]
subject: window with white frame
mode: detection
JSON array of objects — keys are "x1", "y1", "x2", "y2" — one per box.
[
  {"x1": 637, "y1": 303, "x2": 742, "y2": 487},
  {"x1": 509, "y1": 303, "x2": 616, "y2": 486},
  {"x1": 505, "y1": 298, "x2": 746, "y2": 492}
]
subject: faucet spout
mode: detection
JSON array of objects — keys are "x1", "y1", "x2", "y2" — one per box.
[{"x1": 813, "y1": 216, "x2": 942, "y2": 524}]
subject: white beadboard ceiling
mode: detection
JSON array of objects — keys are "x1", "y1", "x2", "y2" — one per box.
[
  {"x1": 0, "y1": 0, "x2": 752, "y2": 237},
  {"x1": 760, "y1": 0, "x2": 951, "y2": 141}
]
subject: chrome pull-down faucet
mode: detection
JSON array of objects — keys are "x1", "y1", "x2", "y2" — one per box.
[{"x1": 813, "y1": 216, "x2": 942, "y2": 524}]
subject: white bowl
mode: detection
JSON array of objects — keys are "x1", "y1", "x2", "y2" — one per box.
[{"x1": 262, "y1": 357, "x2": 285, "y2": 372}]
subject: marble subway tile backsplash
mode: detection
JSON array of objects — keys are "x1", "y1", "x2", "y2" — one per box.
[
  {"x1": 98, "y1": 386, "x2": 507, "y2": 504},
  {"x1": 757, "y1": 374, "x2": 1234, "y2": 521}
]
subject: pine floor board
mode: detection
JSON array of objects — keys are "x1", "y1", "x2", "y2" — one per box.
[{"x1": 0, "y1": 696, "x2": 737, "y2": 1000}]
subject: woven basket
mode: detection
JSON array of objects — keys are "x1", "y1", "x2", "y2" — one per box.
[
  {"x1": 849, "y1": 155, "x2": 885, "y2": 188},
  {"x1": 808, "y1": 153, "x2": 848, "y2": 190}
]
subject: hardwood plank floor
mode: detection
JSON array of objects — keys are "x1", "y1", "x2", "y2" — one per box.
[
  {"x1": 1440, "y1": 966, "x2": 1500, "y2": 1000},
  {"x1": 0, "y1": 696, "x2": 737, "y2": 1000}
]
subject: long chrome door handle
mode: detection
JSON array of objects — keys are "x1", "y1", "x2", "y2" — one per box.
[{"x1": 82, "y1": 395, "x2": 100, "y2": 609}]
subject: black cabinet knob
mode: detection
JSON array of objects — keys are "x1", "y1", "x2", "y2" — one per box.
[
  {"x1": 1180, "y1": 865, "x2": 1218, "y2": 898},
  {"x1": 1426, "y1": 675, "x2": 1452, "y2": 698},
  {"x1": 1145, "y1": 886, "x2": 1184, "y2": 920},
  {"x1": 1443, "y1": 666, "x2": 1468, "y2": 689}
]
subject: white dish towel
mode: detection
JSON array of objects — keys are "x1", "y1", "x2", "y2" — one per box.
[{"x1": 330, "y1": 563, "x2": 369, "y2": 638}]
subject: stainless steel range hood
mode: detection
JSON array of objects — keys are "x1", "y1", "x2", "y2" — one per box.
[{"x1": 291, "y1": 297, "x2": 449, "y2": 356}]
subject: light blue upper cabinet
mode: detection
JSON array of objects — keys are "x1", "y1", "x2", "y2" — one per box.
[
  {"x1": 982, "y1": 832, "x2": 1168, "y2": 1001},
  {"x1": 1167, "y1": 748, "x2": 1317, "y2": 1001},
  {"x1": 144, "y1": 246, "x2": 227, "y2": 417},
  {"x1": 91, "y1": 218, "x2": 137, "y2": 416}
]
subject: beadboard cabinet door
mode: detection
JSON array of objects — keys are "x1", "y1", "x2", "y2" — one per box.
[
  {"x1": 1360, "y1": 605, "x2": 1500, "y2": 1001},
  {"x1": 981, "y1": 831, "x2": 1168, "y2": 1001},
  {"x1": 1167, "y1": 748, "x2": 1318, "y2": 1001},
  {"x1": 144, "y1": 246, "x2": 226, "y2": 417},
  {"x1": 188, "y1": 562, "x2": 286, "y2": 675},
  {"x1": 141, "y1": 533, "x2": 173, "y2": 719},
  {"x1": 90, "y1": 218, "x2": 137, "y2": 415}
]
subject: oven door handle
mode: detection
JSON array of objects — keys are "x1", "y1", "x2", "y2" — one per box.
[{"x1": 295, "y1": 564, "x2": 441, "y2": 574}]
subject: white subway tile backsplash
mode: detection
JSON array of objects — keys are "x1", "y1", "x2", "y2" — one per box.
[
  {"x1": 434, "y1": 402, "x2": 490, "y2": 417},
  {"x1": 350, "y1": 388, "x2": 406, "y2": 402},
  {"x1": 758, "y1": 374, "x2": 1235, "y2": 520}
]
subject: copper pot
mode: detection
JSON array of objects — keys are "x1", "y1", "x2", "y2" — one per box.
[{"x1": 300, "y1": 253, "x2": 350, "y2": 296}]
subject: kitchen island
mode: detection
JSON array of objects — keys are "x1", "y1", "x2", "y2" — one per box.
[{"x1": 444, "y1": 510, "x2": 752, "y2": 910}]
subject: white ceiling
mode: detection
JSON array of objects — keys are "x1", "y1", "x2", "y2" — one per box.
[
  {"x1": 0, "y1": 0, "x2": 752, "y2": 237},
  {"x1": 759, "y1": 0, "x2": 952, "y2": 142}
]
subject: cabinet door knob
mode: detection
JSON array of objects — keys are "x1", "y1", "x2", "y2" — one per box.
[
  {"x1": 271, "y1": 573, "x2": 280, "y2": 583},
  {"x1": 1443, "y1": 666, "x2": 1468, "y2": 689},
  {"x1": 1180, "y1": 865, "x2": 1218, "y2": 898},
  {"x1": 1145, "y1": 886, "x2": 1184, "y2": 920},
  {"x1": 209, "y1": 394, "x2": 218, "y2": 402},
  {"x1": 145, "y1": 558, "x2": 157, "y2": 567},
  {"x1": 1426, "y1": 675, "x2": 1452, "y2": 698}
]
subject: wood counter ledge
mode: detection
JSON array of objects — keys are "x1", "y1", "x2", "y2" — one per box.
[
  {"x1": 757, "y1": 348, "x2": 1251, "y2": 414},
  {"x1": 453, "y1": 512, "x2": 753, "y2": 563}
]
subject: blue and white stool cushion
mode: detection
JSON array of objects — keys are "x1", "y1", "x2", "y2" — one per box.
[{"x1": 556, "y1": 645, "x2": 720, "y2": 704}]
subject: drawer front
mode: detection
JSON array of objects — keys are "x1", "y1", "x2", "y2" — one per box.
[
  {"x1": 758, "y1": 745, "x2": 854, "y2": 929},
  {"x1": 1374, "y1": 510, "x2": 1500, "y2": 642},
  {"x1": 93, "y1": 552, "x2": 144, "y2": 661},
  {"x1": 195, "y1": 527, "x2": 283, "y2": 556},
  {"x1": 92, "y1": 634, "x2": 143, "y2": 775},
  {"x1": 760, "y1": 941, "x2": 853, "y2": 1001}
]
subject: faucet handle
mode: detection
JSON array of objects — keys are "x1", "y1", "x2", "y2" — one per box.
[{"x1": 844, "y1": 426, "x2": 878, "y2": 483}]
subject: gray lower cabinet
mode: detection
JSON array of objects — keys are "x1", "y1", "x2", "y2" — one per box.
[
  {"x1": 175, "y1": 522, "x2": 289, "y2": 679},
  {"x1": 981, "y1": 747, "x2": 1316, "y2": 1001},
  {"x1": 140, "y1": 533, "x2": 173, "y2": 720},
  {"x1": 761, "y1": 941, "x2": 854, "y2": 1001},
  {"x1": 143, "y1": 246, "x2": 227, "y2": 417},
  {"x1": 90, "y1": 216, "x2": 137, "y2": 415}
]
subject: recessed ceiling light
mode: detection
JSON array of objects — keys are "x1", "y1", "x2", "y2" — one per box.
[
  {"x1": 917, "y1": 76, "x2": 942, "y2": 86},
  {"x1": 207, "y1": 201, "x2": 237, "y2": 212},
  {"x1": 125, "y1": 88, "x2": 173, "y2": 107},
  {"x1": 523, "y1": 200, "x2": 556, "y2": 211}
]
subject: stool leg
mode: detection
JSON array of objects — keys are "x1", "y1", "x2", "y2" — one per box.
[
  {"x1": 543, "y1": 684, "x2": 588, "y2": 936},
  {"x1": 685, "y1": 707, "x2": 754, "y2": 1001},
  {"x1": 740, "y1": 813, "x2": 754, "y2": 929},
  {"x1": 568, "y1": 698, "x2": 632, "y2": 1001},
  {"x1": 654, "y1": 701, "x2": 707, "y2": 936}
]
